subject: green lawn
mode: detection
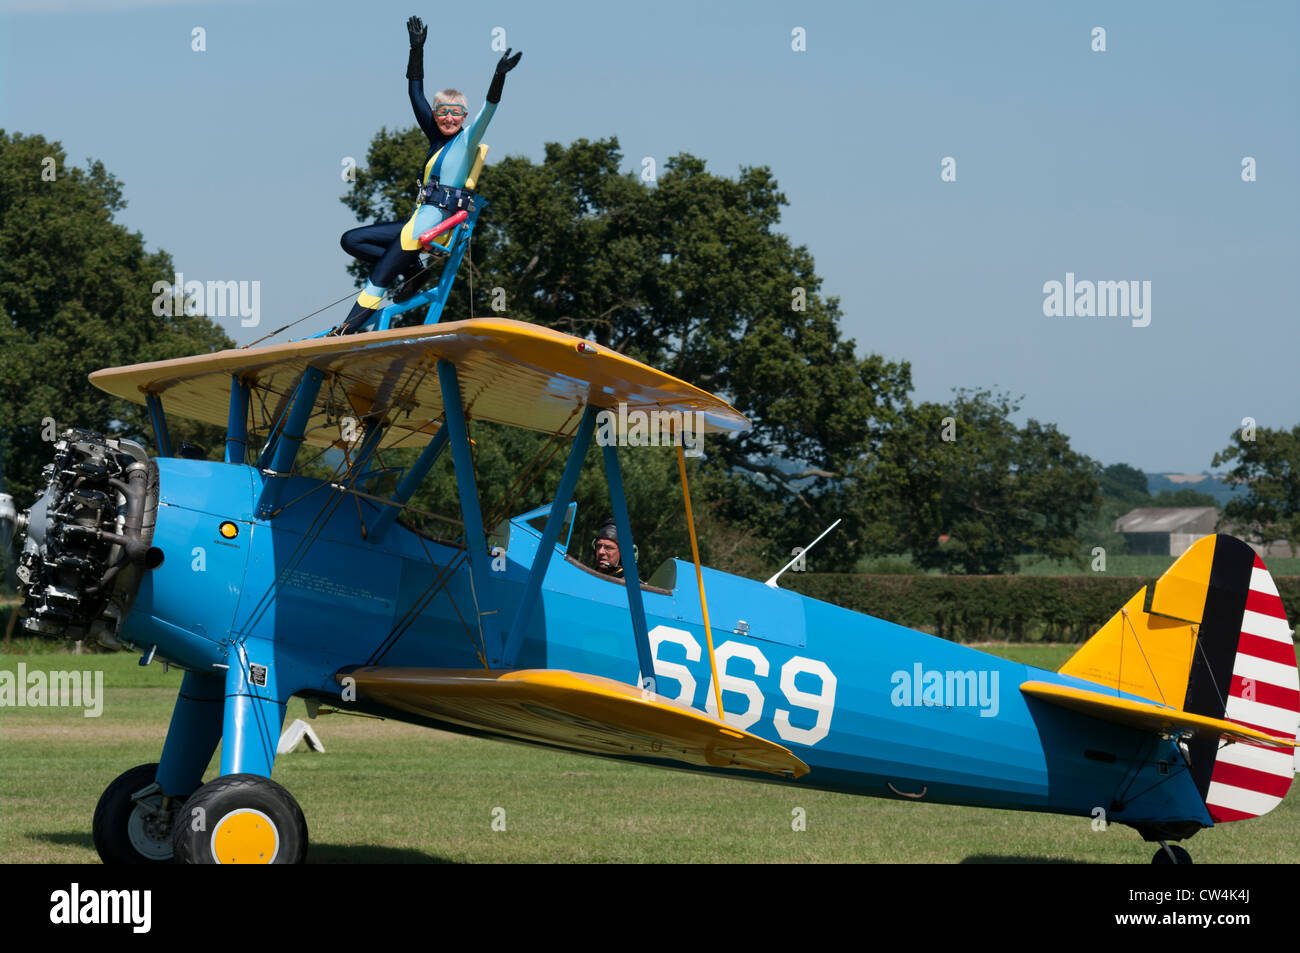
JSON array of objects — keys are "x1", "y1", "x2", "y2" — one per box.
[{"x1": 3, "y1": 649, "x2": 1296, "y2": 864}]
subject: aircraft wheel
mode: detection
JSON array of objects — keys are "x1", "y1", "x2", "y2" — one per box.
[
  {"x1": 92, "y1": 763, "x2": 182, "y2": 864},
  {"x1": 172, "y1": 773, "x2": 308, "y2": 864},
  {"x1": 1152, "y1": 843, "x2": 1193, "y2": 865}
]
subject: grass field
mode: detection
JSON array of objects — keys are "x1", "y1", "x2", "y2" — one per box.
[{"x1": 3, "y1": 647, "x2": 1297, "y2": 864}]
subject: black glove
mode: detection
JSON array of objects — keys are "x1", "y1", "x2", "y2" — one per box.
[
  {"x1": 406, "y1": 16, "x2": 426, "y2": 80},
  {"x1": 496, "y1": 48, "x2": 522, "y2": 74},
  {"x1": 487, "y1": 48, "x2": 522, "y2": 103},
  {"x1": 407, "y1": 16, "x2": 427, "y2": 48}
]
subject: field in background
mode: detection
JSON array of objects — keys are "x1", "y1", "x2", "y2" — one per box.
[
  {"x1": 3, "y1": 647, "x2": 1296, "y2": 864},
  {"x1": 853, "y1": 554, "x2": 1300, "y2": 576},
  {"x1": 1018, "y1": 554, "x2": 1300, "y2": 576}
]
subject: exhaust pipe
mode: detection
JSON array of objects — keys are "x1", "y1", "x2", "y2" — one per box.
[{"x1": 105, "y1": 464, "x2": 165, "y2": 568}]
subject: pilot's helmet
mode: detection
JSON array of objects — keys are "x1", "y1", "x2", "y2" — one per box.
[
  {"x1": 592, "y1": 518, "x2": 637, "y2": 563},
  {"x1": 592, "y1": 518, "x2": 619, "y2": 548}
]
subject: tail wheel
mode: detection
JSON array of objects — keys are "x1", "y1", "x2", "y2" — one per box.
[
  {"x1": 172, "y1": 773, "x2": 308, "y2": 864},
  {"x1": 92, "y1": 763, "x2": 182, "y2": 864},
  {"x1": 1152, "y1": 843, "x2": 1193, "y2": 865}
]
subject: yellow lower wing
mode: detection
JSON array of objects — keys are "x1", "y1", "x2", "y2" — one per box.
[
  {"x1": 340, "y1": 667, "x2": 810, "y2": 778},
  {"x1": 1021, "y1": 681, "x2": 1297, "y2": 749}
]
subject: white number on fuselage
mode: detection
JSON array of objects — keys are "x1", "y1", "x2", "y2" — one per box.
[
  {"x1": 647, "y1": 624, "x2": 836, "y2": 746},
  {"x1": 703, "y1": 641, "x2": 768, "y2": 730}
]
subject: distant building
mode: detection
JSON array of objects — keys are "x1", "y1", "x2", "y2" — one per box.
[
  {"x1": 1116, "y1": 506, "x2": 1297, "y2": 558},
  {"x1": 1116, "y1": 507, "x2": 1219, "y2": 556}
]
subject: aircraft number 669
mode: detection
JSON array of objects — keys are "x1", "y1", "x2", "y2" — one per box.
[{"x1": 648, "y1": 624, "x2": 837, "y2": 746}]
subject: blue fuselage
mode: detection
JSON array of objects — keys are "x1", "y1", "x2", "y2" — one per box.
[{"x1": 123, "y1": 460, "x2": 1212, "y2": 829}]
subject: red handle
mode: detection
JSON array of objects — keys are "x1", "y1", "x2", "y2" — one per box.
[{"x1": 418, "y1": 210, "x2": 468, "y2": 249}]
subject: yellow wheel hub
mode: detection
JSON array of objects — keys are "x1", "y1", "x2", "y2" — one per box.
[{"x1": 211, "y1": 809, "x2": 279, "y2": 863}]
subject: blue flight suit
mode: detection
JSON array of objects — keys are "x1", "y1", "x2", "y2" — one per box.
[{"x1": 337, "y1": 57, "x2": 501, "y2": 333}]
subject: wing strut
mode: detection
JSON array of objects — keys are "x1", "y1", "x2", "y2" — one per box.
[
  {"x1": 145, "y1": 391, "x2": 172, "y2": 458},
  {"x1": 603, "y1": 443, "x2": 656, "y2": 689},
  {"x1": 437, "y1": 359, "x2": 501, "y2": 664},
  {"x1": 677, "y1": 443, "x2": 725, "y2": 719},
  {"x1": 368, "y1": 426, "x2": 449, "y2": 543},
  {"x1": 225, "y1": 375, "x2": 250, "y2": 464},
  {"x1": 255, "y1": 367, "x2": 324, "y2": 519},
  {"x1": 503, "y1": 405, "x2": 598, "y2": 666}
]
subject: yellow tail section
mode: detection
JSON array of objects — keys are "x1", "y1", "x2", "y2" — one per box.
[
  {"x1": 1057, "y1": 534, "x2": 1299, "y2": 823},
  {"x1": 1058, "y1": 536, "x2": 1216, "y2": 707}
]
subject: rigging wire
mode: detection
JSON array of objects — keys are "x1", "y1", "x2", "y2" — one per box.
[
  {"x1": 241, "y1": 261, "x2": 438, "y2": 348},
  {"x1": 1118, "y1": 607, "x2": 1168, "y2": 705}
]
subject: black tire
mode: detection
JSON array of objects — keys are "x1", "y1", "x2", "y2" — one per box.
[
  {"x1": 92, "y1": 762, "x2": 182, "y2": 864},
  {"x1": 172, "y1": 773, "x2": 308, "y2": 864},
  {"x1": 1152, "y1": 844, "x2": 1193, "y2": 865}
]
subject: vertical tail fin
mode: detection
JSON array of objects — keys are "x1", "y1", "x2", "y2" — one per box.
[{"x1": 1059, "y1": 535, "x2": 1298, "y2": 822}]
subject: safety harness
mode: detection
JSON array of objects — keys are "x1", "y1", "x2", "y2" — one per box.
[
  {"x1": 418, "y1": 180, "x2": 476, "y2": 212},
  {"x1": 417, "y1": 136, "x2": 476, "y2": 211}
]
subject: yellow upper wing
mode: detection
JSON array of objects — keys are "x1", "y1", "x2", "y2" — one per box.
[{"x1": 89, "y1": 318, "x2": 750, "y2": 450}]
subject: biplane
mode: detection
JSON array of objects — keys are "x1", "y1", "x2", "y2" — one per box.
[{"x1": 8, "y1": 186, "x2": 1299, "y2": 866}]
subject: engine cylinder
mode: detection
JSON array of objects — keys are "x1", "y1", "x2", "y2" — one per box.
[{"x1": 14, "y1": 430, "x2": 160, "y2": 646}]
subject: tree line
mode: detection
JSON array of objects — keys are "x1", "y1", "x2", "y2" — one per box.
[{"x1": 3, "y1": 129, "x2": 1297, "y2": 580}]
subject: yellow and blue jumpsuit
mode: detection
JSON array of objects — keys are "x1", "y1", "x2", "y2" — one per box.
[{"x1": 337, "y1": 49, "x2": 503, "y2": 333}]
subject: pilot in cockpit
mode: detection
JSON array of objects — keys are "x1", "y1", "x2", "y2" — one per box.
[{"x1": 591, "y1": 518, "x2": 625, "y2": 578}]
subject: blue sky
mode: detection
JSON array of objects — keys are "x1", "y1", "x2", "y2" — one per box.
[{"x1": 2, "y1": 0, "x2": 1296, "y2": 473}]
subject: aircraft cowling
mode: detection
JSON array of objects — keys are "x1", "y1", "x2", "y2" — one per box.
[{"x1": 13, "y1": 430, "x2": 162, "y2": 647}]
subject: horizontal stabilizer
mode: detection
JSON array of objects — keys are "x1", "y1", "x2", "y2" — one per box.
[
  {"x1": 1020, "y1": 680, "x2": 1296, "y2": 750},
  {"x1": 339, "y1": 667, "x2": 809, "y2": 779}
]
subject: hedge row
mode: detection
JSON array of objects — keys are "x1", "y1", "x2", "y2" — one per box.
[
  {"x1": 4, "y1": 579, "x2": 1298, "y2": 649},
  {"x1": 783, "y1": 574, "x2": 1300, "y2": 644}
]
